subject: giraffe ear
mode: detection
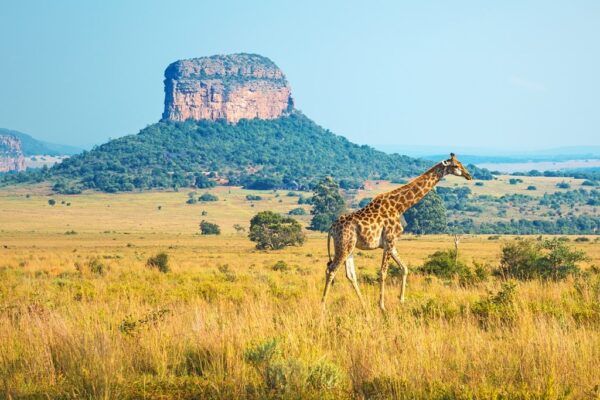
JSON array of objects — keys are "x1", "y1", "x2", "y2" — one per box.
[
  {"x1": 442, "y1": 160, "x2": 450, "y2": 166},
  {"x1": 450, "y1": 153, "x2": 456, "y2": 159}
]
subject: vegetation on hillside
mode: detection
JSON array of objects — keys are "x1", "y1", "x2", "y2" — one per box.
[{"x1": 3, "y1": 113, "x2": 431, "y2": 192}]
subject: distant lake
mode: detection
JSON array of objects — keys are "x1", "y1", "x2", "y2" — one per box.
[{"x1": 477, "y1": 159, "x2": 600, "y2": 173}]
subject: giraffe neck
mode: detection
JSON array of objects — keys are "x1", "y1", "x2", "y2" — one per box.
[{"x1": 387, "y1": 163, "x2": 446, "y2": 214}]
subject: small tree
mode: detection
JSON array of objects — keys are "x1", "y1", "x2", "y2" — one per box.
[
  {"x1": 200, "y1": 220, "x2": 221, "y2": 235},
  {"x1": 309, "y1": 177, "x2": 345, "y2": 232},
  {"x1": 48, "y1": 199, "x2": 56, "y2": 206},
  {"x1": 404, "y1": 191, "x2": 447, "y2": 234},
  {"x1": 249, "y1": 211, "x2": 305, "y2": 250}
]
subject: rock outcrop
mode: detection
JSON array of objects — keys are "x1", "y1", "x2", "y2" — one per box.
[
  {"x1": 162, "y1": 53, "x2": 293, "y2": 123},
  {"x1": 0, "y1": 135, "x2": 26, "y2": 172}
]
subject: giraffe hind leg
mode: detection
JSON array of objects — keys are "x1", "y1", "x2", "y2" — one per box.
[
  {"x1": 345, "y1": 255, "x2": 366, "y2": 310},
  {"x1": 322, "y1": 256, "x2": 343, "y2": 307}
]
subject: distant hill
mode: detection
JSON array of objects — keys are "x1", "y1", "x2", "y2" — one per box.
[{"x1": 0, "y1": 128, "x2": 82, "y2": 156}]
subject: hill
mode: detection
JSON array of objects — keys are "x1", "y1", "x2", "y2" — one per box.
[
  {"x1": 48, "y1": 112, "x2": 434, "y2": 192},
  {"x1": 0, "y1": 128, "x2": 82, "y2": 156}
]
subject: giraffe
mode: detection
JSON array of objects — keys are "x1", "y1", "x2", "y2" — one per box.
[{"x1": 322, "y1": 153, "x2": 473, "y2": 311}]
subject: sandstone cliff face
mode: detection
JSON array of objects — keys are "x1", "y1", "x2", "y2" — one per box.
[
  {"x1": 162, "y1": 54, "x2": 293, "y2": 123},
  {"x1": 0, "y1": 135, "x2": 26, "y2": 172}
]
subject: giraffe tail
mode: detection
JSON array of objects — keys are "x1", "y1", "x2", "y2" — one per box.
[{"x1": 327, "y1": 228, "x2": 333, "y2": 268}]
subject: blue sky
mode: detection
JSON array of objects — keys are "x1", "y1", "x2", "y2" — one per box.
[{"x1": 1, "y1": 0, "x2": 599, "y2": 151}]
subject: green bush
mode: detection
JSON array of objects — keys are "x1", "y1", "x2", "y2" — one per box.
[
  {"x1": 249, "y1": 211, "x2": 305, "y2": 250},
  {"x1": 48, "y1": 199, "x2": 56, "y2": 206},
  {"x1": 288, "y1": 207, "x2": 306, "y2": 216},
  {"x1": 272, "y1": 260, "x2": 290, "y2": 272},
  {"x1": 199, "y1": 193, "x2": 218, "y2": 202},
  {"x1": 420, "y1": 249, "x2": 468, "y2": 279},
  {"x1": 146, "y1": 253, "x2": 170, "y2": 273},
  {"x1": 496, "y1": 238, "x2": 588, "y2": 281},
  {"x1": 472, "y1": 282, "x2": 518, "y2": 327},
  {"x1": 556, "y1": 181, "x2": 571, "y2": 189},
  {"x1": 246, "y1": 194, "x2": 262, "y2": 201},
  {"x1": 199, "y1": 220, "x2": 221, "y2": 235},
  {"x1": 419, "y1": 248, "x2": 487, "y2": 286},
  {"x1": 527, "y1": 185, "x2": 537, "y2": 191},
  {"x1": 574, "y1": 236, "x2": 590, "y2": 242},
  {"x1": 186, "y1": 192, "x2": 197, "y2": 204}
]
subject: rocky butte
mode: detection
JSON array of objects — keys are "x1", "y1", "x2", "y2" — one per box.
[
  {"x1": 0, "y1": 135, "x2": 26, "y2": 172},
  {"x1": 162, "y1": 53, "x2": 294, "y2": 123}
]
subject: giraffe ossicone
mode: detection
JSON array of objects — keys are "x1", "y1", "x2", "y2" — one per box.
[{"x1": 321, "y1": 154, "x2": 473, "y2": 311}]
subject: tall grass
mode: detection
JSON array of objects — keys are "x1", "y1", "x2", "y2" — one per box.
[{"x1": 1, "y1": 234, "x2": 599, "y2": 399}]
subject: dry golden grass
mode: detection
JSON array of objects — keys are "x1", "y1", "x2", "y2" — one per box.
[{"x1": 1, "y1": 189, "x2": 599, "y2": 399}]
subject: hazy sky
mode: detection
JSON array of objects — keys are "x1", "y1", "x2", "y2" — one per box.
[{"x1": 1, "y1": 0, "x2": 599, "y2": 150}]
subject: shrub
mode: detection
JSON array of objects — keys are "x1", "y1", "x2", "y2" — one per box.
[
  {"x1": 288, "y1": 207, "x2": 306, "y2": 216},
  {"x1": 574, "y1": 236, "x2": 590, "y2": 242},
  {"x1": 509, "y1": 178, "x2": 523, "y2": 185},
  {"x1": 497, "y1": 238, "x2": 588, "y2": 280},
  {"x1": 233, "y1": 224, "x2": 246, "y2": 233},
  {"x1": 244, "y1": 338, "x2": 280, "y2": 367},
  {"x1": 307, "y1": 360, "x2": 344, "y2": 391},
  {"x1": 48, "y1": 199, "x2": 56, "y2": 206},
  {"x1": 475, "y1": 182, "x2": 484, "y2": 186},
  {"x1": 556, "y1": 181, "x2": 571, "y2": 189},
  {"x1": 186, "y1": 192, "x2": 198, "y2": 204},
  {"x1": 88, "y1": 258, "x2": 107, "y2": 276},
  {"x1": 199, "y1": 220, "x2": 221, "y2": 235},
  {"x1": 146, "y1": 252, "x2": 170, "y2": 273},
  {"x1": 472, "y1": 282, "x2": 518, "y2": 327},
  {"x1": 199, "y1": 193, "x2": 218, "y2": 202},
  {"x1": 249, "y1": 211, "x2": 305, "y2": 250},
  {"x1": 527, "y1": 185, "x2": 537, "y2": 191},
  {"x1": 272, "y1": 260, "x2": 290, "y2": 272},
  {"x1": 582, "y1": 180, "x2": 596, "y2": 186},
  {"x1": 246, "y1": 194, "x2": 262, "y2": 201},
  {"x1": 420, "y1": 249, "x2": 468, "y2": 279}
]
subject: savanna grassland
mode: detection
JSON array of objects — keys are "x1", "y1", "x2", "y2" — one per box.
[{"x1": 1, "y1": 184, "x2": 599, "y2": 399}]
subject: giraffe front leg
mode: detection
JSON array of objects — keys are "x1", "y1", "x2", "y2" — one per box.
[
  {"x1": 378, "y1": 250, "x2": 391, "y2": 311},
  {"x1": 390, "y1": 247, "x2": 409, "y2": 303}
]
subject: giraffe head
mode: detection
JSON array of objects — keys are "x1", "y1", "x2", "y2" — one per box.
[{"x1": 441, "y1": 153, "x2": 472, "y2": 180}]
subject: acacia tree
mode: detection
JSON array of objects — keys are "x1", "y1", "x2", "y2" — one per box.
[
  {"x1": 309, "y1": 177, "x2": 346, "y2": 232},
  {"x1": 249, "y1": 211, "x2": 305, "y2": 250},
  {"x1": 403, "y1": 191, "x2": 447, "y2": 234}
]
